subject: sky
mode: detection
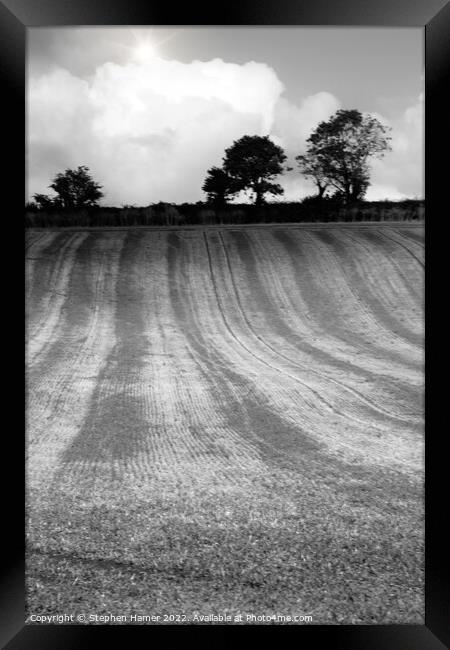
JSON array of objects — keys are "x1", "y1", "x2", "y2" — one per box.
[{"x1": 27, "y1": 27, "x2": 424, "y2": 205}]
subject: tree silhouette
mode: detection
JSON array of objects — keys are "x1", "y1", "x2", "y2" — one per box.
[
  {"x1": 35, "y1": 166, "x2": 104, "y2": 209},
  {"x1": 31, "y1": 193, "x2": 59, "y2": 211},
  {"x1": 297, "y1": 110, "x2": 391, "y2": 204},
  {"x1": 295, "y1": 154, "x2": 329, "y2": 199},
  {"x1": 202, "y1": 167, "x2": 237, "y2": 206},
  {"x1": 222, "y1": 135, "x2": 287, "y2": 205}
]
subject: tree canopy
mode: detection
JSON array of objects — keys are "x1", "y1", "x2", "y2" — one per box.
[
  {"x1": 202, "y1": 167, "x2": 237, "y2": 206},
  {"x1": 33, "y1": 165, "x2": 104, "y2": 209},
  {"x1": 222, "y1": 135, "x2": 288, "y2": 205},
  {"x1": 296, "y1": 109, "x2": 392, "y2": 203},
  {"x1": 295, "y1": 154, "x2": 330, "y2": 199},
  {"x1": 31, "y1": 193, "x2": 57, "y2": 211}
]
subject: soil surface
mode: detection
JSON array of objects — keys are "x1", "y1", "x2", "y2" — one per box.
[{"x1": 25, "y1": 224, "x2": 424, "y2": 624}]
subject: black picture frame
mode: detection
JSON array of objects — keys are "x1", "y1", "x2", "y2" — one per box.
[{"x1": 3, "y1": 0, "x2": 449, "y2": 647}]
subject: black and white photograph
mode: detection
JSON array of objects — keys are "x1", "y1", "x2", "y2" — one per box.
[{"x1": 24, "y1": 23, "x2": 427, "y2": 627}]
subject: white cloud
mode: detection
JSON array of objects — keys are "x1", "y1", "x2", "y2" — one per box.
[
  {"x1": 272, "y1": 91, "x2": 341, "y2": 155},
  {"x1": 28, "y1": 57, "x2": 286, "y2": 204},
  {"x1": 367, "y1": 93, "x2": 424, "y2": 200},
  {"x1": 27, "y1": 56, "x2": 423, "y2": 204},
  {"x1": 28, "y1": 68, "x2": 92, "y2": 146}
]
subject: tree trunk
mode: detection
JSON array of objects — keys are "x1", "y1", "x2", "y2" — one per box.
[
  {"x1": 255, "y1": 189, "x2": 264, "y2": 206},
  {"x1": 317, "y1": 183, "x2": 326, "y2": 199},
  {"x1": 344, "y1": 183, "x2": 351, "y2": 205}
]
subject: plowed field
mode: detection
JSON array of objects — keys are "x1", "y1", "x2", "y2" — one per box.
[{"x1": 25, "y1": 224, "x2": 424, "y2": 624}]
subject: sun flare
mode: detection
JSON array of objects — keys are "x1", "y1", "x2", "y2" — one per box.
[{"x1": 133, "y1": 41, "x2": 156, "y2": 62}]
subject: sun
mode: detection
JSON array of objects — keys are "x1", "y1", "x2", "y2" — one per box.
[
  {"x1": 132, "y1": 41, "x2": 157, "y2": 62},
  {"x1": 126, "y1": 28, "x2": 180, "y2": 63}
]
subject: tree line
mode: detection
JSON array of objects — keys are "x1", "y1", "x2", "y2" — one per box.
[
  {"x1": 203, "y1": 109, "x2": 391, "y2": 207},
  {"x1": 28, "y1": 109, "x2": 392, "y2": 212}
]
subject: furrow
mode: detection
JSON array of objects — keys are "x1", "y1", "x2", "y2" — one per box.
[
  {"x1": 376, "y1": 228, "x2": 425, "y2": 268},
  {"x1": 244, "y1": 229, "x2": 419, "y2": 384},
  {"x1": 314, "y1": 229, "x2": 423, "y2": 353},
  {"x1": 193, "y1": 232, "x2": 421, "y2": 471},
  {"x1": 26, "y1": 232, "x2": 90, "y2": 366},
  {"x1": 221, "y1": 229, "x2": 422, "y2": 425},
  {"x1": 27, "y1": 233, "x2": 123, "y2": 491},
  {"x1": 341, "y1": 229, "x2": 423, "y2": 341}
]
